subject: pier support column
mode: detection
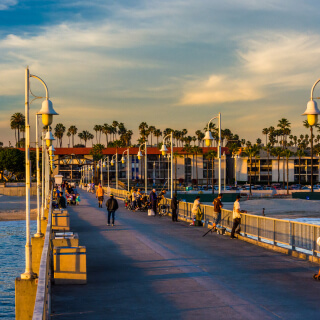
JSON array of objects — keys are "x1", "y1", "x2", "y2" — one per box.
[
  {"x1": 15, "y1": 277, "x2": 38, "y2": 320},
  {"x1": 31, "y1": 236, "x2": 44, "y2": 275}
]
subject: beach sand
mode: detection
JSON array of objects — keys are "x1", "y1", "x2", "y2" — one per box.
[{"x1": 0, "y1": 195, "x2": 37, "y2": 221}]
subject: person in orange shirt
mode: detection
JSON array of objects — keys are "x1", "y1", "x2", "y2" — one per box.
[{"x1": 96, "y1": 184, "x2": 105, "y2": 208}]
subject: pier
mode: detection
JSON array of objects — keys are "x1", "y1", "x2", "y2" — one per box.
[{"x1": 46, "y1": 189, "x2": 320, "y2": 319}]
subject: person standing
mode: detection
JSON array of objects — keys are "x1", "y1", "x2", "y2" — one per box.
[
  {"x1": 231, "y1": 195, "x2": 241, "y2": 239},
  {"x1": 171, "y1": 194, "x2": 178, "y2": 222},
  {"x1": 191, "y1": 196, "x2": 201, "y2": 226},
  {"x1": 212, "y1": 193, "x2": 223, "y2": 231},
  {"x1": 106, "y1": 193, "x2": 119, "y2": 226},
  {"x1": 96, "y1": 184, "x2": 105, "y2": 208},
  {"x1": 149, "y1": 188, "x2": 158, "y2": 216}
]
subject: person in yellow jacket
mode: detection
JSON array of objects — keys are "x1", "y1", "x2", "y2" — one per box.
[{"x1": 96, "y1": 184, "x2": 105, "y2": 208}]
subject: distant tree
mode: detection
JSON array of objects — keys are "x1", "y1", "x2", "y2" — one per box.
[
  {"x1": 68, "y1": 125, "x2": 78, "y2": 147},
  {"x1": 271, "y1": 147, "x2": 282, "y2": 183},
  {"x1": 0, "y1": 148, "x2": 25, "y2": 180},
  {"x1": 10, "y1": 112, "x2": 25, "y2": 146},
  {"x1": 54, "y1": 123, "x2": 66, "y2": 147}
]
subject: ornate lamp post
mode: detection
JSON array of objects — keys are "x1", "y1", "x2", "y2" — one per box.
[
  {"x1": 303, "y1": 81, "x2": 320, "y2": 192},
  {"x1": 159, "y1": 132, "x2": 173, "y2": 198},
  {"x1": 204, "y1": 112, "x2": 222, "y2": 194},
  {"x1": 137, "y1": 142, "x2": 148, "y2": 194}
]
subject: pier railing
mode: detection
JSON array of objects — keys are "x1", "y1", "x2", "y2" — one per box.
[{"x1": 32, "y1": 192, "x2": 52, "y2": 320}]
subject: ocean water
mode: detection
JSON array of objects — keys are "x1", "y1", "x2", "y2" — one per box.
[{"x1": 0, "y1": 221, "x2": 36, "y2": 320}]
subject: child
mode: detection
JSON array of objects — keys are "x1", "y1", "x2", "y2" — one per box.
[{"x1": 76, "y1": 194, "x2": 81, "y2": 205}]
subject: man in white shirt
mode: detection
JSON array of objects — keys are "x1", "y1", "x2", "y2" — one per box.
[{"x1": 231, "y1": 195, "x2": 241, "y2": 239}]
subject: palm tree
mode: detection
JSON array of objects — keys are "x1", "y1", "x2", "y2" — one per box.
[
  {"x1": 153, "y1": 129, "x2": 162, "y2": 145},
  {"x1": 262, "y1": 128, "x2": 269, "y2": 147},
  {"x1": 103, "y1": 123, "x2": 111, "y2": 146},
  {"x1": 271, "y1": 147, "x2": 282, "y2": 183},
  {"x1": 93, "y1": 125, "x2": 100, "y2": 143},
  {"x1": 148, "y1": 126, "x2": 156, "y2": 146},
  {"x1": 54, "y1": 123, "x2": 66, "y2": 147},
  {"x1": 205, "y1": 150, "x2": 217, "y2": 194},
  {"x1": 67, "y1": 131, "x2": 71, "y2": 147},
  {"x1": 10, "y1": 112, "x2": 25, "y2": 146},
  {"x1": 112, "y1": 121, "x2": 119, "y2": 140},
  {"x1": 68, "y1": 125, "x2": 78, "y2": 147},
  {"x1": 78, "y1": 130, "x2": 91, "y2": 147}
]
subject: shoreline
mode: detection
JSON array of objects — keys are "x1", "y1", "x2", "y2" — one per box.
[{"x1": 0, "y1": 209, "x2": 37, "y2": 221}]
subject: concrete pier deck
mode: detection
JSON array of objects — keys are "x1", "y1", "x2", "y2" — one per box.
[{"x1": 51, "y1": 190, "x2": 320, "y2": 319}]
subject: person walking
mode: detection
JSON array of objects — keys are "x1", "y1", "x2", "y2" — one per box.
[
  {"x1": 96, "y1": 184, "x2": 104, "y2": 208},
  {"x1": 171, "y1": 194, "x2": 178, "y2": 222},
  {"x1": 231, "y1": 195, "x2": 241, "y2": 239},
  {"x1": 149, "y1": 188, "x2": 158, "y2": 216},
  {"x1": 106, "y1": 193, "x2": 119, "y2": 226},
  {"x1": 212, "y1": 193, "x2": 223, "y2": 231}
]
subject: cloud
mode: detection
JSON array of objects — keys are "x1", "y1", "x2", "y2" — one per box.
[
  {"x1": 179, "y1": 32, "x2": 320, "y2": 106},
  {"x1": 0, "y1": 0, "x2": 17, "y2": 10}
]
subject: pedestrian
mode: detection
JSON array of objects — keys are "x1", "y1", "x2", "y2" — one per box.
[
  {"x1": 136, "y1": 188, "x2": 142, "y2": 209},
  {"x1": 191, "y1": 196, "x2": 201, "y2": 226},
  {"x1": 96, "y1": 184, "x2": 104, "y2": 208},
  {"x1": 106, "y1": 193, "x2": 119, "y2": 226},
  {"x1": 76, "y1": 193, "x2": 81, "y2": 205},
  {"x1": 212, "y1": 193, "x2": 223, "y2": 231},
  {"x1": 149, "y1": 188, "x2": 158, "y2": 216},
  {"x1": 171, "y1": 194, "x2": 178, "y2": 222},
  {"x1": 131, "y1": 189, "x2": 137, "y2": 210},
  {"x1": 57, "y1": 192, "x2": 67, "y2": 209},
  {"x1": 231, "y1": 195, "x2": 241, "y2": 239}
]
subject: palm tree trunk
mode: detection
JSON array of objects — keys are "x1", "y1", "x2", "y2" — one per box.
[
  {"x1": 277, "y1": 157, "x2": 280, "y2": 183},
  {"x1": 282, "y1": 156, "x2": 285, "y2": 189},
  {"x1": 206, "y1": 159, "x2": 209, "y2": 190},
  {"x1": 299, "y1": 156, "x2": 301, "y2": 185},
  {"x1": 195, "y1": 153, "x2": 198, "y2": 188}
]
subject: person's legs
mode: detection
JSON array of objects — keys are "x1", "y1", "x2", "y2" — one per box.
[
  {"x1": 231, "y1": 218, "x2": 240, "y2": 238},
  {"x1": 111, "y1": 210, "x2": 115, "y2": 225},
  {"x1": 107, "y1": 210, "x2": 111, "y2": 225},
  {"x1": 152, "y1": 202, "x2": 157, "y2": 216},
  {"x1": 172, "y1": 209, "x2": 177, "y2": 221}
]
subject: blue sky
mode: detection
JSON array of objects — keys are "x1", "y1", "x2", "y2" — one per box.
[{"x1": 1, "y1": 0, "x2": 320, "y2": 146}]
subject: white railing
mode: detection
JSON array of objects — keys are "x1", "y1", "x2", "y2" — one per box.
[{"x1": 32, "y1": 191, "x2": 52, "y2": 320}]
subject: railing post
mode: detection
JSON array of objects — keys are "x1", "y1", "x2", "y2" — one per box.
[
  {"x1": 257, "y1": 217, "x2": 260, "y2": 242},
  {"x1": 273, "y1": 219, "x2": 276, "y2": 245},
  {"x1": 312, "y1": 225, "x2": 316, "y2": 256}
]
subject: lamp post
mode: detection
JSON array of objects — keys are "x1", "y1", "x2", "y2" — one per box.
[
  {"x1": 102, "y1": 157, "x2": 111, "y2": 188},
  {"x1": 23, "y1": 67, "x2": 58, "y2": 279},
  {"x1": 121, "y1": 148, "x2": 130, "y2": 192},
  {"x1": 303, "y1": 80, "x2": 320, "y2": 192},
  {"x1": 204, "y1": 112, "x2": 222, "y2": 194},
  {"x1": 137, "y1": 142, "x2": 147, "y2": 194},
  {"x1": 110, "y1": 154, "x2": 118, "y2": 189},
  {"x1": 160, "y1": 131, "x2": 173, "y2": 198}
]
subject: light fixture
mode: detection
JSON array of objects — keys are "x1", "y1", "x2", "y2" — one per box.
[
  {"x1": 160, "y1": 144, "x2": 168, "y2": 156},
  {"x1": 45, "y1": 130, "x2": 55, "y2": 147},
  {"x1": 38, "y1": 99, "x2": 58, "y2": 126},
  {"x1": 204, "y1": 130, "x2": 214, "y2": 147}
]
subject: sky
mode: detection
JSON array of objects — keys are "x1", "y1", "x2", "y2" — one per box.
[{"x1": 1, "y1": 0, "x2": 320, "y2": 147}]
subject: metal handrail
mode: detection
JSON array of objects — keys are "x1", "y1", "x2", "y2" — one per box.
[{"x1": 33, "y1": 190, "x2": 53, "y2": 320}]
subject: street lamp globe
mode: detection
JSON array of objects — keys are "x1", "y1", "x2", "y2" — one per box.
[
  {"x1": 160, "y1": 144, "x2": 168, "y2": 156},
  {"x1": 45, "y1": 130, "x2": 55, "y2": 147},
  {"x1": 38, "y1": 99, "x2": 58, "y2": 126},
  {"x1": 48, "y1": 145, "x2": 55, "y2": 156},
  {"x1": 103, "y1": 161, "x2": 106, "y2": 167},
  {"x1": 137, "y1": 150, "x2": 143, "y2": 160},
  {"x1": 204, "y1": 131, "x2": 214, "y2": 147},
  {"x1": 110, "y1": 160, "x2": 114, "y2": 166},
  {"x1": 302, "y1": 100, "x2": 320, "y2": 126},
  {"x1": 121, "y1": 156, "x2": 125, "y2": 164}
]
